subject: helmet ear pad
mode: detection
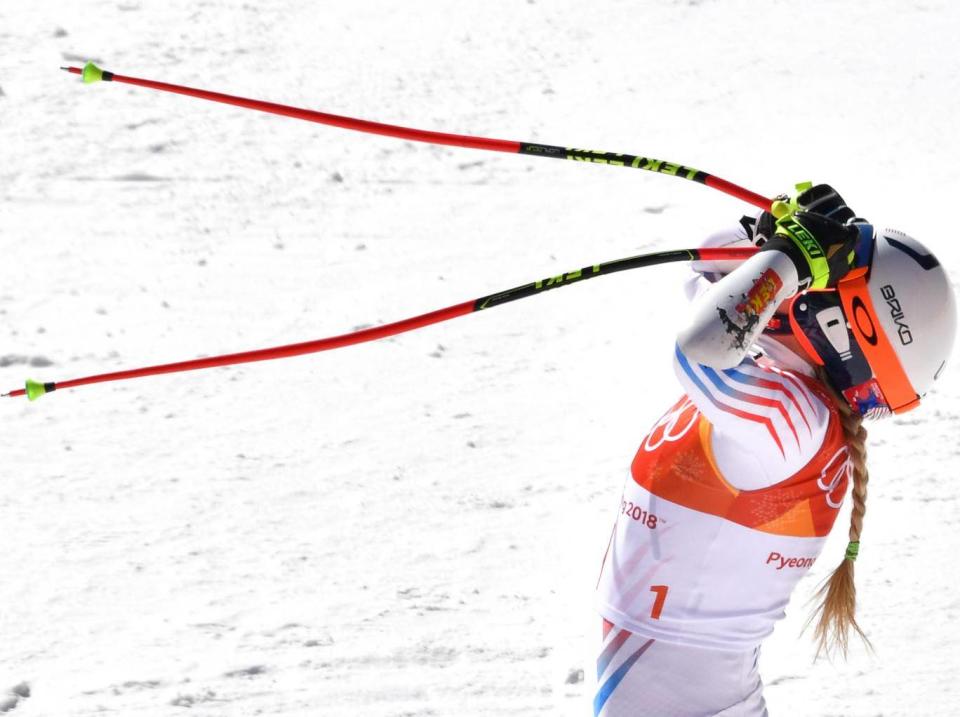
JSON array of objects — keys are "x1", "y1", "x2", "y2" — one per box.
[{"x1": 788, "y1": 291, "x2": 878, "y2": 409}]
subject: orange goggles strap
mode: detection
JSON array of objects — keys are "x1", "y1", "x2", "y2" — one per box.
[{"x1": 837, "y1": 267, "x2": 920, "y2": 413}]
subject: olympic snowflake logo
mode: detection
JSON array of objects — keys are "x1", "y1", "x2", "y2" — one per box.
[{"x1": 818, "y1": 446, "x2": 854, "y2": 509}]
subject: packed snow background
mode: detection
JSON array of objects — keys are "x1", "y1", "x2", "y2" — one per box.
[{"x1": 2, "y1": 1, "x2": 959, "y2": 715}]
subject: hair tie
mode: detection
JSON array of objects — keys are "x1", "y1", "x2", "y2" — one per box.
[{"x1": 845, "y1": 541, "x2": 860, "y2": 561}]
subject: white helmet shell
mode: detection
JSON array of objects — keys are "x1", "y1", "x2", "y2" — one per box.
[{"x1": 867, "y1": 228, "x2": 957, "y2": 403}]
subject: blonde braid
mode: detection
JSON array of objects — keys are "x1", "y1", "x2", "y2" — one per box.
[{"x1": 807, "y1": 372, "x2": 874, "y2": 658}]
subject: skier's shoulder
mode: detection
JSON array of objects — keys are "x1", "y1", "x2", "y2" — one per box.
[{"x1": 674, "y1": 345, "x2": 835, "y2": 475}]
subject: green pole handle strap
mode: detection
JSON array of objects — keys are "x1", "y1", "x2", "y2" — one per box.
[
  {"x1": 771, "y1": 181, "x2": 814, "y2": 219},
  {"x1": 845, "y1": 541, "x2": 860, "y2": 562}
]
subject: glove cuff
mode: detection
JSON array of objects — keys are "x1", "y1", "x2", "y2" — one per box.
[{"x1": 768, "y1": 215, "x2": 831, "y2": 289}]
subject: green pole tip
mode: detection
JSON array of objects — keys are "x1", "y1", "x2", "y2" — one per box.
[
  {"x1": 82, "y1": 61, "x2": 104, "y2": 84},
  {"x1": 25, "y1": 379, "x2": 47, "y2": 401}
]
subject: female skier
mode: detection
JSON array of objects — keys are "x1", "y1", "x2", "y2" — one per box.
[{"x1": 594, "y1": 184, "x2": 957, "y2": 716}]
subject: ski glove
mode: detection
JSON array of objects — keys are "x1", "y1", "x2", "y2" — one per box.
[
  {"x1": 762, "y1": 210, "x2": 859, "y2": 290},
  {"x1": 754, "y1": 183, "x2": 856, "y2": 246},
  {"x1": 770, "y1": 182, "x2": 856, "y2": 224}
]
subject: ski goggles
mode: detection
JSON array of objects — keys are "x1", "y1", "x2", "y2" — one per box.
[{"x1": 787, "y1": 225, "x2": 919, "y2": 417}]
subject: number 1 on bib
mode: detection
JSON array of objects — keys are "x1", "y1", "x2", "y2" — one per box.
[{"x1": 649, "y1": 585, "x2": 669, "y2": 620}]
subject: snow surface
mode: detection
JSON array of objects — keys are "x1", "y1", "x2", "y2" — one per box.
[{"x1": 2, "y1": 1, "x2": 959, "y2": 715}]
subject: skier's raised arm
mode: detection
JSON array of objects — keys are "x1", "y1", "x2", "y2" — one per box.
[
  {"x1": 678, "y1": 186, "x2": 860, "y2": 368},
  {"x1": 672, "y1": 185, "x2": 861, "y2": 478}
]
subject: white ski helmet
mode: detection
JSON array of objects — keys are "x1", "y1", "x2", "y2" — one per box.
[{"x1": 789, "y1": 226, "x2": 957, "y2": 417}]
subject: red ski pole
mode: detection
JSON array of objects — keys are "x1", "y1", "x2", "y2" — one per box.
[
  {"x1": 4, "y1": 246, "x2": 757, "y2": 401},
  {"x1": 62, "y1": 62, "x2": 776, "y2": 212}
]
